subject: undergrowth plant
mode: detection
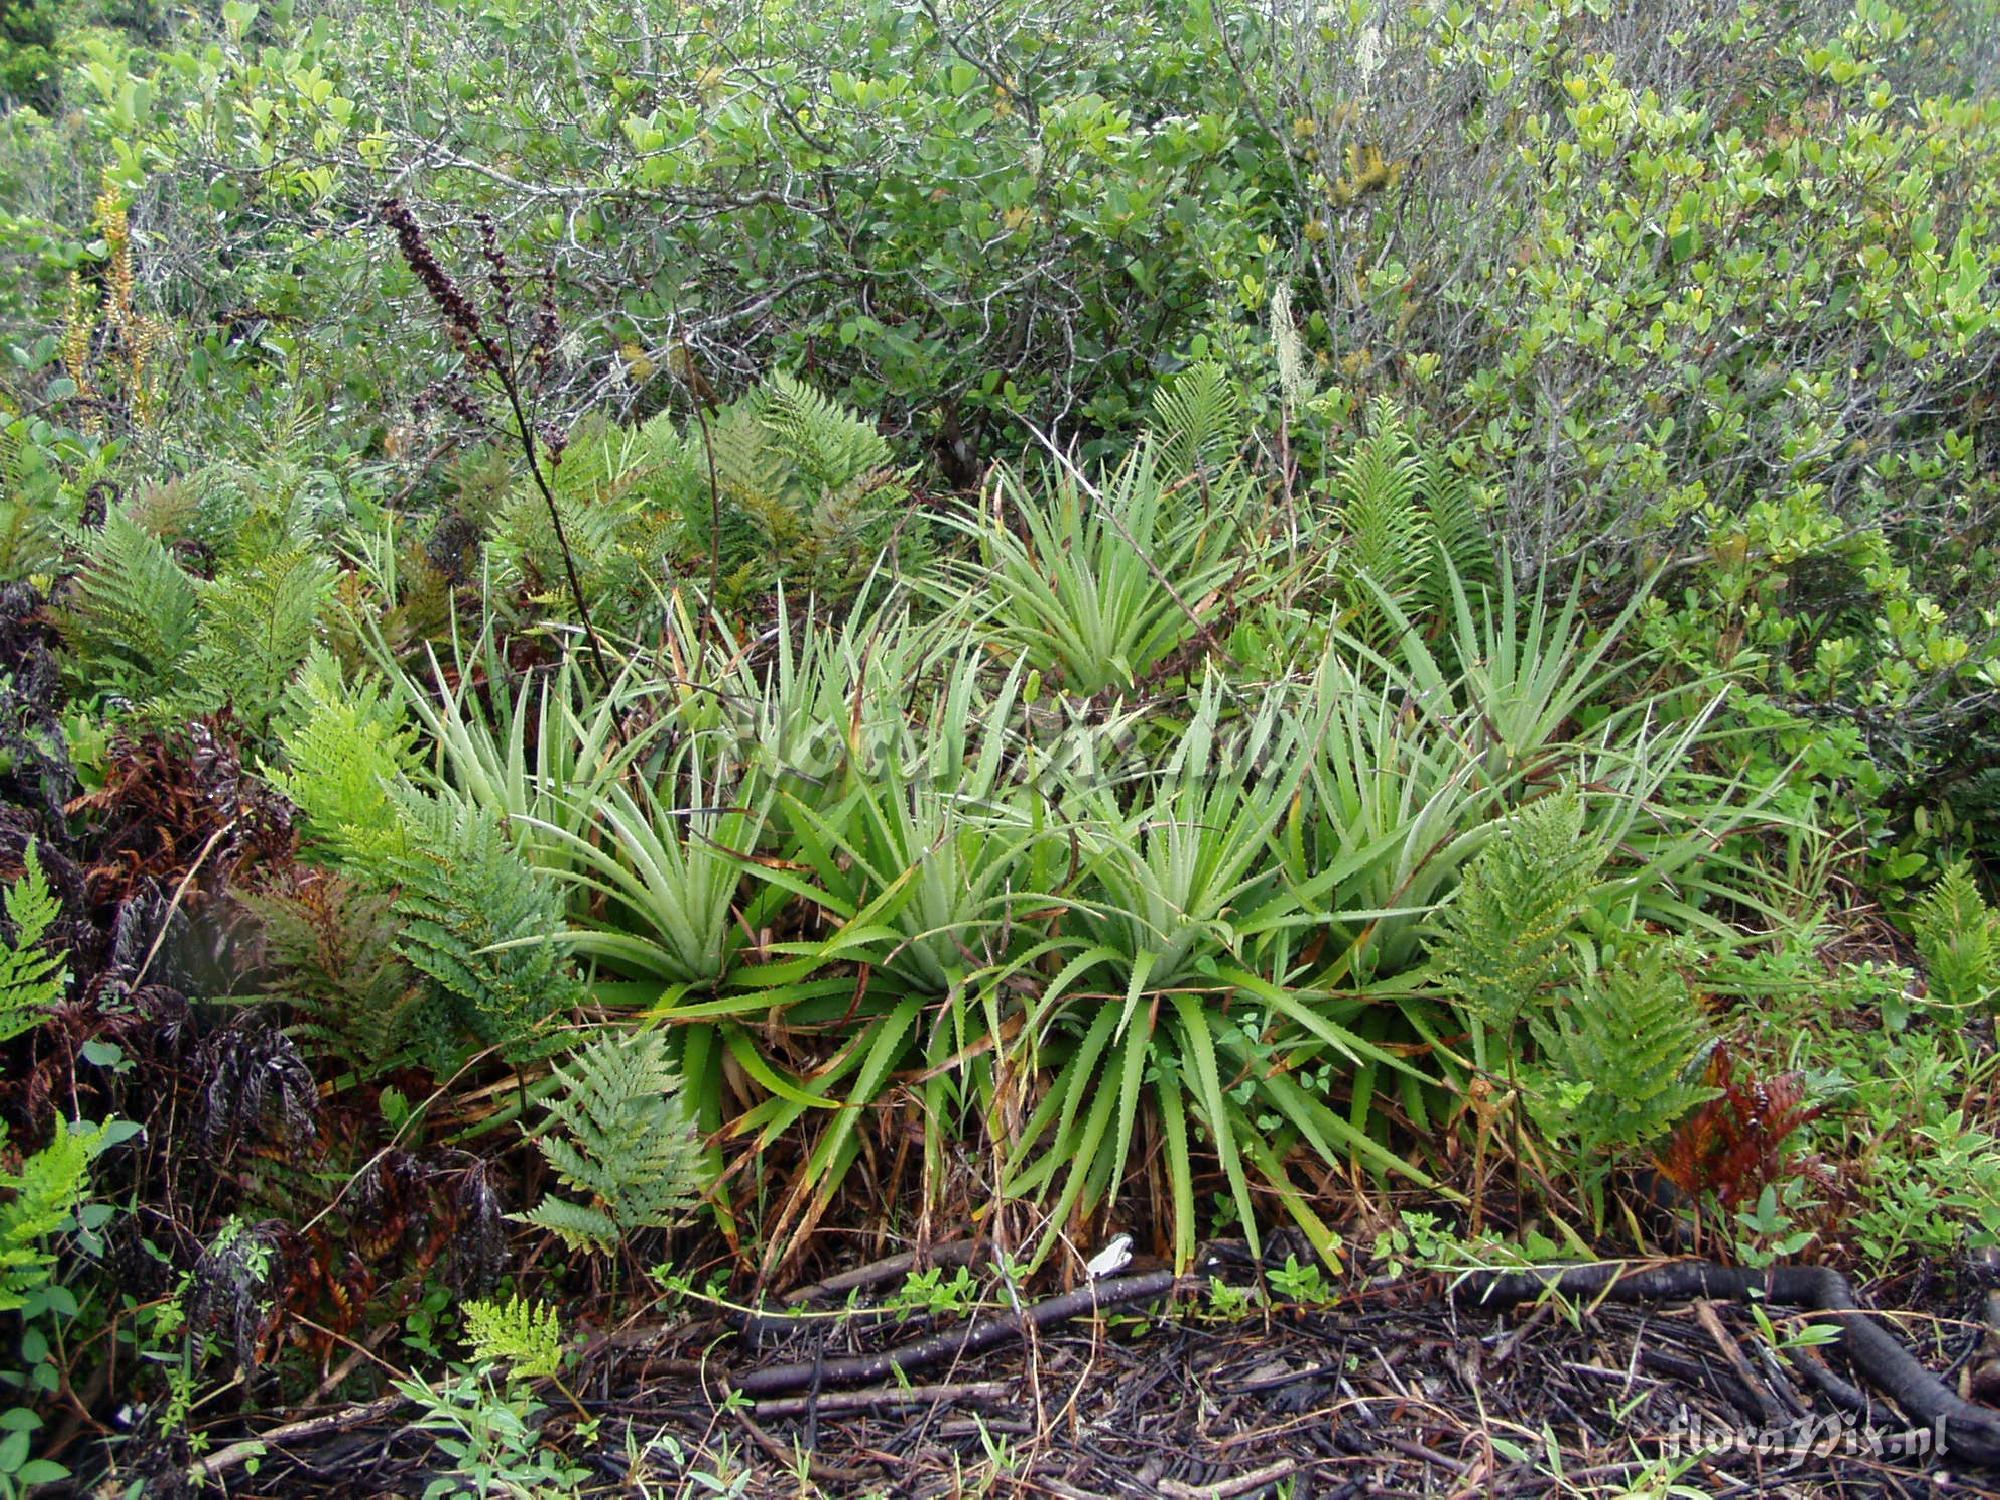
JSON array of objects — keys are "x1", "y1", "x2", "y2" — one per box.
[
  {"x1": 1524, "y1": 944, "x2": 1720, "y2": 1224},
  {"x1": 0, "y1": 1117, "x2": 109, "y2": 1314},
  {"x1": 274, "y1": 652, "x2": 579, "y2": 1074},
  {"x1": 938, "y1": 439, "x2": 1247, "y2": 696},
  {"x1": 6, "y1": 0, "x2": 2000, "y2": 1479},
  {"x1": 517, "y1": 1028, "x2": 706, "y2": 1255},
  {"x1": 1331, "y1": 401, "x2": 1494, "y2": 648},
  {"x1": 462, "y1": 1295, "x2": 566, "y2": 1382},
  {"x1": 0, "y1": 844, "x2": 64, "y2": 1044},
  {"x1": 60, "y1": 498, "x2": 335, "y2": 734},
  {"x1": 1909, "y1": 860, "x2": 2000, "y2": 1018}
]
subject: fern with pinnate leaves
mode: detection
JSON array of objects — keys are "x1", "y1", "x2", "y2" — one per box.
[
  {"x1": 388, "y1": 789, "x2": 580, "y2": 1074},
  {"x1": 1911, "y1": 861, "x2": 2000, "y2": 1015},
  {"x1": 1150, "y1": 362, "x2": 1243, "y2": 477},
  {"x1": 708, "y1": 403, "x2": 789, "y2": 510},
  {"x1": 274, "y1": 649, "x2": 417, "y2": 868},
  {"x1": 276, "y1": 657, "x2": 576, "y2": 1074},
  {"x1": 1334, "y1": 414, "x2": 1429, "y2": 642},
  {"x1": 184, "y1": 546, "x2": 334, "y2": 733},
  {"x1": 0, "y1": 1117, "x2": 106, "y2": 1312},
  {"x1": 1334, "y1": 404, "x2": 1496, "y2": 645},
  {"x1": 693, "y1": 375, "x2": 913, "y2": 599},
  {"x1": 463, "y1": 1295, "x2": 565, "y2": 1380},
  {"x1": 505, "y1": 484, "x2": 634, "y2": 609},
  {"x1": 1427, "y1": 790, "x2": 1607, "y2": 1042},
  {"x1": 517, "y1": 1029, "x2": 704, "y2": 1255},
  {"x1": 759, "y1": 370, "x2": 891, "y2": 495},
  {"x1": 492, "y1": 415, "x2": 690, "y2": 616},
  {"x1": 0, "y1": 844, "x2": 66, "y2": 1044},
  {"x1": 1526, "y1": 944, "x2": 1718, "y2": 1162},
  {"x1": 1415, "y1": 451, "x2": 1495, "y2": 616},
  {"x1": 60, "y1": 492, "x2": 335, "y2": 727},
  {"x1": 241, "y1": 873, "x2": 417, "y2": 1069},
  {"x1": 130, "y1": 465, "x2": 258, "y2": 563},
  {"x1": 60, "y1": 506, "x2": 199, "y2": 695},
  {"x1": 0, "y1": 418, "x2": 67, "y2": 582}
]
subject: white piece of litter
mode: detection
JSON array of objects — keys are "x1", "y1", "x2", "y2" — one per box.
[{"x1": 1086, "y1": 1232, "x2": 1134, "y2": 1279}]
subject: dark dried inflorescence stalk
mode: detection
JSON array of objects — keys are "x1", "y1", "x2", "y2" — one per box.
[
  {"x1": 532, "y1": 263, "x2": 559, "y2": 378},
  {"x1": 378, "y1": 199, "x2": 619, "y2": 704},
  {"x1": 381, "y1": 199, "x2": 484, "y2": 361},
  {"x1": 475, "y1": 213, "x2": 514, "y2": 332}
]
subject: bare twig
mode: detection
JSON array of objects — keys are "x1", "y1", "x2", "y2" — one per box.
[
  {"x1": 184, "y1": 1393, "x2": 408, "y2": 1484},
  {"x1": 750, "y1": 1379, "x2": 1009, "y2": 1419},
  {"x1": 727, "y1": 1270, "x2": 1183, "y2": 1397}
]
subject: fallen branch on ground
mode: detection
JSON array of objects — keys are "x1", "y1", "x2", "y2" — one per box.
[
  {"x1": 1452, "y1": 1260, "x2": 2000, "y2": 1466},
  {"x1": 751, "y1": 1379, "x2": 1011, "y2": 1418},
  {"x1": 726, "y1": 1270, "x2": 1182, "y2": 1397},
  {"x1": 184, "y1": 1393, "x2": 410, "y2": 1484}
]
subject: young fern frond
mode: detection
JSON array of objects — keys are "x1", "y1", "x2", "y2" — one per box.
[
  {"x1": 1427, "y1": 789, "x2": 1607, "y2": 1039},
  {"x1": 1334, "y1": 405, "x2": 1499, "y2": 643},
  {"x1": 274, "y1": 648, "x2": 417, "y2": 869},
  {"x1": 1526, "y1": 943, "x2": 1717, "y2": 1160},
  {"x1": 0, "y1": 843, "x2": 66, "y2": 1044},
  {"x1": 516, "y1": 1028, "x2": 704, "y2": 1254},
  {"x1": 1911, "y1": 860, "x2": 2000, "y2": 1014},
  {"x1": 463, "y1": 1294, "x2": 565, "y2": 1380}
]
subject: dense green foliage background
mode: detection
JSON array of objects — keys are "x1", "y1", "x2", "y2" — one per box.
[{"x1": 1, "y1": 0, "x2": 1999, "y2": 1490}]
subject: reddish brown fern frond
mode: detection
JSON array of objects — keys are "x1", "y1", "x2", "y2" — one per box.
[{"x1": 1656, "y1": 1046, "x2": 1822, "y2": 1208}]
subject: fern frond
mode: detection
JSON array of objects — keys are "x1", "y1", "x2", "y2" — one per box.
[
  {"x1": 759, "y1": 370, "x2": 891, "y2": 496},
  {"x1": 241, "y1": 872, "x2": 418, "y2": 1068},
  {"x1": 1428, "y1": 789, "x2": 1607, "y2": 1034},
  {"x1": 501, "y1": 483, "x2": 631, "y2": 606},
  {"x1": 388, "y1": 789, "x2": 579, "y2": 1072},
  {"x1": 0, "y1": 843, "x2": 66, "y2": 1044},
  {"x1": 0, "y1": 419, "x2": 66, "y2": 583},
  {"x1": 1417, "y1": 452, "x2": 1496, "y2": 616},
  {"x1": 1526, "y1": 943, "x2": 1718, "y2": 1158},
  {"x1": 182, "y1": 465, "x2": 261, "y2": 560},
  {"x1": 516, "y1": 1028, "x2": 704, "y2": 1253},
  {"x1": 60, "y1": 506, "x2": 199, "y2": 692},
  {"x1": 1911, "y1": 860, "x2": 2000, "y2": 1014},
  {"x1": 1149, "y1": 362, "x2": 1243, "y2": 477},
  {"x1": 1334, "y1": 406, "x2": 1428, "y2": 642},
  {"x1": 0, "y1": 1117, "x2": 106, "y2": 1313},
  {"x1": 274, "y1": 648, "x2": 417, "y2": 870},
  {"x1": 517, "y1": 1196, "x2": 621, "y2": 1256},
  {"x1": 186, "y1": 546, "x2": 334, "y2": 733},
  {"x1": 710, "y1": 402, "x2": 788, "y2": 511},
  {"x1": 463, "y1": 1294, "x2": 565, "y2": 1379}
]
